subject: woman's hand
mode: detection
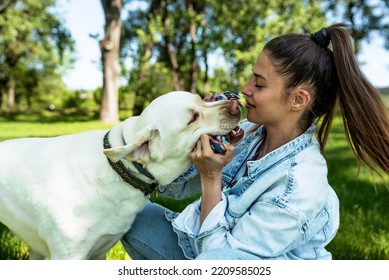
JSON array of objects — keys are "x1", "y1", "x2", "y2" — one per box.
[
  {"x1": 190, "y1": 134, "x2": 235, "y2": 179},
  {"x1": 190, "y1": 134, "x2": 235, "y2": 224}
]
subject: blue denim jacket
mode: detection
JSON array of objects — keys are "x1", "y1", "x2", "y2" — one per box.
[{"x1": 159, "y1": 120, "x2": 340, "y2": 260}]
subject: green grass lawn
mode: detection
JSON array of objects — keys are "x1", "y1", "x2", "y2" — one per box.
[
  {"x1": 325, "y1": 117, "x2": 389, "y2": 259},
  {"x1": 1, "y1": 111, "x2": 389, "y2": 259}
]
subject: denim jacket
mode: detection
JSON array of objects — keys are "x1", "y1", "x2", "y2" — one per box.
[{"x1": 158, "y1": 120, "x2": 340, "y2": 260}]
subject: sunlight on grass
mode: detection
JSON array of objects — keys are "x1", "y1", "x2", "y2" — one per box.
[
  {"x1": 107, "y1": 242, "x2": 131, "y2": 260},
  {"x1": 0, "y1": 121, "x2": 111, "y2": 141},
  {"x1": 0, "y1": 224, "x2": 29, "y2": 260},
  {"x1": 0, "y1": 229, "x2": 130, "y2": 260}
]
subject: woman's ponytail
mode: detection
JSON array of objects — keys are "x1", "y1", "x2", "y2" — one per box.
[{"x1": 328, "y1": 24, "x2": 389, "y2": 176}]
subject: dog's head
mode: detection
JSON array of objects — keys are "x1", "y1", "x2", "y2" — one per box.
[{"x1": 104, "y1": 91, "x2": 242, "y2": 185}]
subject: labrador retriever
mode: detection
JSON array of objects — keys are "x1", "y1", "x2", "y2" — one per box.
[{"x1": 0, "y1": 91, "x2": 242, "y2": 259}]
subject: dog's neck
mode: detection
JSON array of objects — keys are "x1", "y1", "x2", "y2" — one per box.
[
  {"x1": 104, "y1": 123, "x2": 158, "y2": 195},
  {"x1": 108, "y1": 121, "x2": 130, "y2": 148}
]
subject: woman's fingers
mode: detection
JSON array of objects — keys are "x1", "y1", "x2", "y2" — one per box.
[{"x1": 191, "y1": 134, "x2": 235, "y2": 167}]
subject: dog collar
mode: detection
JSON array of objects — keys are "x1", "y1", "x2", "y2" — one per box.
[{"x1": 103, "y1": 131, "x2": 157, "y2": 196}]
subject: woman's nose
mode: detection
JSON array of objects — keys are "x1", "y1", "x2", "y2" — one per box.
[{"x1": 241, "y1": 79, "x2": 253, "y2": 97}]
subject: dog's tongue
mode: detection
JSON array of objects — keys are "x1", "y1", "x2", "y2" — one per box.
[{"x1": 207, "y1": 90, "x2": 243, "y2": 154}]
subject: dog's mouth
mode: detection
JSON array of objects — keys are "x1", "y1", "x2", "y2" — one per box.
[
  {"x1": 208, "y1": 125, "x2": 244, "y2": 154},
  {"x1": 206, "y1": 90, "x2": 245, "y2": 154},
  {"x1": 225, "y1": 125, "x2": 244, "y2": 145}
]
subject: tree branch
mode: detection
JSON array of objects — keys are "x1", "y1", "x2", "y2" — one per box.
[{"x1": 0, "y1": 0, "x2": 13, "y2": 14}]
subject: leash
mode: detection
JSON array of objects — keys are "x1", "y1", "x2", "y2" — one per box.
[{"x1": 103, "y1": 131, "x2": 157, "y2": 196}]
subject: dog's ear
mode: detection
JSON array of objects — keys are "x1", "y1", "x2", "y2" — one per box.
[{"x1": 103, "y1": 127, "x2": 161, "y2": 164}]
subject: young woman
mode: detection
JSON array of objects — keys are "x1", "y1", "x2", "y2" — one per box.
[{"x1": 121, "y1": 23, "x2": 389, "y2": 260}]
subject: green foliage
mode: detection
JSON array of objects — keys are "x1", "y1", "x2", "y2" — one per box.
[
  {"x1": 208, "y1": 0, "x2": 326, "y2": 72},
  {"x1": 121, "y1": 0, "x2": 328, "y2": 112},
  {"x1": 106, "y1": 242, "x2": 130, "y2": 260},
  {"x1": 126, "y1": 63, "x2": 175, "y2": 116},
  {"x1": 2, "y1": 0, "x2": 388, "y2": 115},
  {"x1": 11, "y1": 64, "x2": 73, "y2": 110},
  {"x1": 324, "y1": 0, "x2": 389, "y2": 53},
  {"x1": 0, "y1": 0, "x2": 74, "y2": 110},
  {"x1": 119, "y1": 0, "x2": 388, "y2": 114}
]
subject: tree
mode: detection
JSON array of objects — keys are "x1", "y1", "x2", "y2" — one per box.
[
  {"x1": 99, "y1": 0, "x2": 122, "y2": 124},
  {"x1": 120, "y1": 0, "x2": 161, "y2": 116},
  {"x1": 0, "y1": 0, "x2": 74, "y2": 109},
  {"x1": 119, "y1": 0, "x2": 389, "y2": 115},
  {"x1": 0, "y1": 0, "x2": 12, "y2": 13},
  {"x1": 325, "y1": 0, "x2": 389, "y2": 54},
  {"x1": 121, "y1": 0, "x2": 327, "y2": 114}
]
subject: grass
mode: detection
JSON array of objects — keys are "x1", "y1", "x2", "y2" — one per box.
[
  {"x1": 324, "y1": 118, "x2": 389, "y2": 259},
  {"x1": 1, "y1": 110, "x2": 389, "y2": 259}
]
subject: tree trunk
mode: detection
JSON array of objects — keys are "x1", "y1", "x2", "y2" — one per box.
[
  {"x1": 203, "y1": 49, "x2": 210, "y2": 96},
  {"x1": 0, "y1": 0, "x2": 13, "y2": 14},
  {"x1": 133, "y1": 39, "x2": 153, "y2": 116},
  {"x1": 161, "y1": 0, "x2": 184, "y2": 91},
  {"x1": 0, "y1": 67, "x2": 5, "y2": 108},
  {"x1": 188, "y1": 2, "x2": 198, "y2": 94},
  {"x1": 7, "y1": 75, "x2": 15, "y2": 109},
  {"x1": 99, "y1": 0, "x2": 122, "y2": 124}
]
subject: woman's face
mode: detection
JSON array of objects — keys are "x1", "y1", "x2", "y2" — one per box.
[{"x1": 241, "y1": 51, "x2": 291, "y2": 127}]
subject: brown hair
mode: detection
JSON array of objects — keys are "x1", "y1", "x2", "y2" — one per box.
[{"x1": 263, "y1": 23, "x2": 389, "y2": 176}]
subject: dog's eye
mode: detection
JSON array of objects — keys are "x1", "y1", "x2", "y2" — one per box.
[{"x1": 188, "y1": 111, "x2": 199, "y2": 125}]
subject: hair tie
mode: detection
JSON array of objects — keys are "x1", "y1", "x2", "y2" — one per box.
[{"x1": 311, "y1": 27, "x2": 330, "y2": 48}]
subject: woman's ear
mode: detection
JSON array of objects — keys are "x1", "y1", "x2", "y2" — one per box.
[{"x1": 289, "y1": 87, "x2": 311, "y2": 111}]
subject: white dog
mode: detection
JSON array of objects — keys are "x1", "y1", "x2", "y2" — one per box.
[{"x1": 0, "y1": 91, "x2": 242, "y2": 259}]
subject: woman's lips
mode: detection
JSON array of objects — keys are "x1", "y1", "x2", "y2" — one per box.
[{"x1": 245, "y1": 100, "x2": 256, "y2": 109}]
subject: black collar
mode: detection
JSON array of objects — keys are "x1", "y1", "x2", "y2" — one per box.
[{"x1": 103, "y1": 131, "x2": 157, "y2": 195}]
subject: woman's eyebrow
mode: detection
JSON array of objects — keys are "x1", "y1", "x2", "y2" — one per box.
[{"x1": 252, "y1": 71, "x2": 267, "y2": 81}]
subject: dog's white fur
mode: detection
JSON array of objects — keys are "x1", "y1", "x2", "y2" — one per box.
[{"x1": 0, "y1": 91, "x2": 240, "y2": 259}]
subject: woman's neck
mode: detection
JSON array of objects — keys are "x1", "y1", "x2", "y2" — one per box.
[{"x1": 256, "y1": 125, "x2": 304, "y2": 160}]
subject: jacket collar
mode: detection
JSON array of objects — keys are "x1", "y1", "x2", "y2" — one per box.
[{"x1": 246, "y1": 124, "x2": 316, "y2": 177}]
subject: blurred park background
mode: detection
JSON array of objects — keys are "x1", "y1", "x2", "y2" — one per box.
[{"x1": 1, "y1": 0, "x2": 389, "y2": 259}]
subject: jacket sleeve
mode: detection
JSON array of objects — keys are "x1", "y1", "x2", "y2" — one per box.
[{"x1": 171, "y1": 191, "x2": 305, "y2": 258}]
